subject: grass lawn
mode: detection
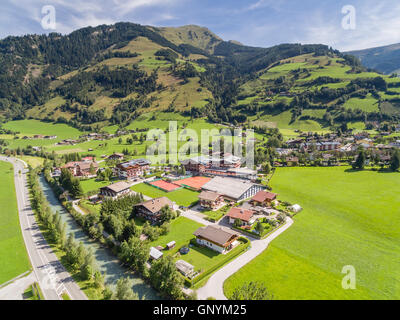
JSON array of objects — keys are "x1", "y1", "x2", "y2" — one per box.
[
  {"x1": 80, "y1": 178, "x2": 122, "y2": 194},
  {"x1": 178, "y1": 242, "x2": 245, "y2": 273},
  {"x1": 16, "y1": 156, "x2": 45, "y2": 169},
  {"x1": 79, "y1": 200, "x2": 101, "y2": 215},
  {"x1": 131, "y1": 183, "x2": 200, "y2": 207},
  {"x1": 224, "y1": 167, "x2": 400, "y2": 300},
  {"x1": 148, "y1": 216, "x2": 203, "y2": 254},
  {"x1": 0, "y1": 161, "x2": 31, "y2": 285},
  {"x1": 201, "y1": 205, "x2": 230, "y2": 222}
]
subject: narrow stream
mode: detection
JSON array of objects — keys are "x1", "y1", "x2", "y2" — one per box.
[{"x1": 38, "y1": 175, "x2": 160, "y2": 300}]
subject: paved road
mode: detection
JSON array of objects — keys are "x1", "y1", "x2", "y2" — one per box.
[
  {"x1": 0, "y1": 156, "x2": 88, "y2": 300},
  {"x1": 0, "y1": 273, "x2": 36, "y2": 300},
  {"x1": 196, "y1": 217, "x2": 294, "y2": 300}
]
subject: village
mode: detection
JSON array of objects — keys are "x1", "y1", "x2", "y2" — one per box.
[
  {"x1": 39, "y1": 120, "x2": 400, "y2": 287},
  {"x1": 47, "y1": 146, "x2": 302, "y2": 287}
]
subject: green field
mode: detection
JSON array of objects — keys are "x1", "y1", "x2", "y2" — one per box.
[
  {"x1": 80, "y1": 178, "x2": 123, "y2": 194},
  {"x1": 224, "y1": 167, "x2": 400, "y2": 300},
  {"x1": 148, "y1": 216, "x2": 203, "y2": 254},
  {"x1": 344, "y1": 93, "x2": 380, "y2": 112},
  {"x1": 131, "y1": 183, "x2": 199, "y2": 207},
  {"x1": 0, "y1": 161, "x2": 31, "y2": 285}
]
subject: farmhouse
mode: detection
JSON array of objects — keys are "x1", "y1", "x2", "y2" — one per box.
[
  {"x1": 62, "y1": 161, "x2": 99, "y2": 177},
  {"x1": 198, "y1": 191, "x2": 224, "y2": 210},
  {"x1": 193, "y1": 225, "x2": 240, "y2": 254},
  {"x1": 108, "y1": 153, "x2": 124, "y2": 161},
  {"x1": 226, "y1": 207, "x2": 256, "y2": 226},
  {"x1": 115, "y1": 159, "x2": 151, "y2": 180},
  {"x1": 202, "y1": 176, "x2": 264, "y2": 202},
  {"x1": 250, "y1": 191, "x2": 278, "y2": 207},
  {"x1": 134, "y1": 197, "x2": 174, "y2": 223},
  {"x1": 99, "y1": 181, "x2": 131, "y2": 200}
]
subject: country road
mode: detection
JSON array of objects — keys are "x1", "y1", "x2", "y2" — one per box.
[
  {"x1": 0, "y1": 156, "x2": 88, "y2": 300},
  {"x1": 196, "y1": 217, "x2": 294, "y2": 300}
]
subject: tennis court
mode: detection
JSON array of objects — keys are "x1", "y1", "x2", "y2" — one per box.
[
  {"x1": 148, "y1": 180, "x2": 182, "y2": 192},
  {"x1": 174, "y1": 176, "x2": 212, "y2": 191}
]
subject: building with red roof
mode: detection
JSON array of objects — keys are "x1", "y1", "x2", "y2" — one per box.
[
  {"x1": 226, "y1": 207, "x2": 256, "y2": 226},
  {"x1": 251, "y1": 191, "x2": 278, "y2": 207}
]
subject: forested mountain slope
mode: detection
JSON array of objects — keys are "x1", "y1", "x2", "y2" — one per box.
[{"x1": 0, "y1": 22, "x2": 398, "y2": 132}]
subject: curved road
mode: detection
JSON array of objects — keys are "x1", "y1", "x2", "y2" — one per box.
[
  {"x1": 0, "y1": 156, "x2": 87, "y2": 300},
  {"x1": 196, "y1": 217, "x2": 294, "y2": 300}
]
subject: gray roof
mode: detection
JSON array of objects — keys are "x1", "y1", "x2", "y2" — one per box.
[
  {"x1": 175, "y1": 260, "x2": 194, "y2": 275},
  {"x1": 101, "y1": 181, "x2": 131, "y2": 193},
  {"x1": 150, "y1": 247, "x2": 163, "y2": 260},
  {"x1": 202, "y1": 176, "x2": 257, "y2": 200}
]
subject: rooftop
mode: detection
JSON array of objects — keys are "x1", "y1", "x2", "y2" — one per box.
[
  {"x1": 226, "y1": 207, "x2": 255, "y2": 222},
  {"x1": 101, "y1": 181, "x2": 131, "y2": 193},
  {"x1": 202, "y1": 176, "x2": 258, "y2": 200},
  {"x1": 251, "y1": 190, "x2": 277, "y2": 203},
  {"x1": 137, "y1": 197, "x2": 173, "y2": 214},
  {"x1": 193, "y1": 225, "x2": 239, "y2": 247}
]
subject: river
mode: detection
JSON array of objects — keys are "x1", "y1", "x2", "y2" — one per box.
[{"x1": 38, "y1": 175, "x2": 160, "y2": 300}]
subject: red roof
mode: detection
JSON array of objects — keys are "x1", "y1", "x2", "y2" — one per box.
[
  {"x1": 226, "y1": 207, "x2": 254, "y2": 222},
  {"x1": 251, "y1": 191, "x2": 277, "y2": 203}
]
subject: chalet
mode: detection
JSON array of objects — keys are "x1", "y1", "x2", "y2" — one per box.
[
  {"x1": 62, "y1": 161, "x2": 99, "y2": 177},
  {"x1": 99, "y1": 181, "x2": 131, "y2": 200},
  {"x1": 193, "y1": 225, "x2": 240, "y2": 254},
  {"x1": 115, "y1": 159, "x2": 151, "y2": 180},
  {"x1": 108, "y1": 153, "x2": 124, "y2": 161},
  {"x1": 134, "y1": 197, "x2": 174, "y2": 223},
  {"x1": 302, "y1": 141, "x2": 341, "y2": 152},
  {"x1": 226, "y1": 207, "x2": 256, "y2": 226},
  {"x1": 182, "y1": 152, "x2": 241, "y2": 174},
  {"x1": 202, "y1": 176, "x2": 264, "y2": 202},
  {"x1": 198, "y1": 191, "x2": 224, "y2": 210},
  {"x1": 250, "y1": 191, "x2": 278, "y2": 207}
]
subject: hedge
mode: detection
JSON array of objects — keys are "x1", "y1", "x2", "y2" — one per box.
[{"x1": 184, "y1": 237, "x2": 250, "y2": 288}]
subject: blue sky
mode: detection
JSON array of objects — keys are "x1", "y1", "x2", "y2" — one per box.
[{"x1": 2, "y1": 0, "x2": 400, "y2": 51}]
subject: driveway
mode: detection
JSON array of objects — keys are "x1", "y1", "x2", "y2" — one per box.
[
  {"x1": 196, "y1": 217, "x2": 294, "y2": 300},
  {"x1": 0, "y1": 272, "x2": 36, "y2": 300}
]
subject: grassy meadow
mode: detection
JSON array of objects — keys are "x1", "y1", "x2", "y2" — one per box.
[
  {"x1": 0, "y1": 161, "x2": 31, "y2": 285},
  {"x1": 224, "y1": 167, "x2": 400, "y2": 300},
  {"x1": 131, "y1": 183, "x2": 200, "y2": 207}
]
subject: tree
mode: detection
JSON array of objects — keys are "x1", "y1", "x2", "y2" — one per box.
[
  {"x1": 230, "y1": 282, "x2": 273, "y2": 300},
  {"x1": 159, "y1": 205, "x2": 176, "y2": 223},
  {"x1": 149, "y1": 256, "x2": 184, "y2": 299},
  {"x1": 390, "y1": 150, "x2": 400, "y2": 172},
  {"x1": 113, "y1": 277, "x2": 139, "y2": 300},
  {"x1": 234, "y1": 218, "x2": 242, "y2": 228},
  {"x1": 255, "y1": 221, "x2": 265, "y2": 235},
  {"x1": 352, "y1": 149, "x2": 366, "y2": 170},
  {"x1": 89, "y1": 163, "x2": 96, "y2": 175},
  {"x1": 119, "y1": 236, "x2": 149, "y2": 274},
  {"x1": 262, "y1": 162, "x2": 271, "y2": 174}
]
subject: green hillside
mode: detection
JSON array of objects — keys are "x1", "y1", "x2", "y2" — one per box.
[{"x1": 0, "y1": 22, "x2": 399, "y2": 134}]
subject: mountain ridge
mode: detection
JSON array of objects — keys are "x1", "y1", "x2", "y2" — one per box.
[{"x1": 1, "y1": 21, "x2": 399, "y2": 134}]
